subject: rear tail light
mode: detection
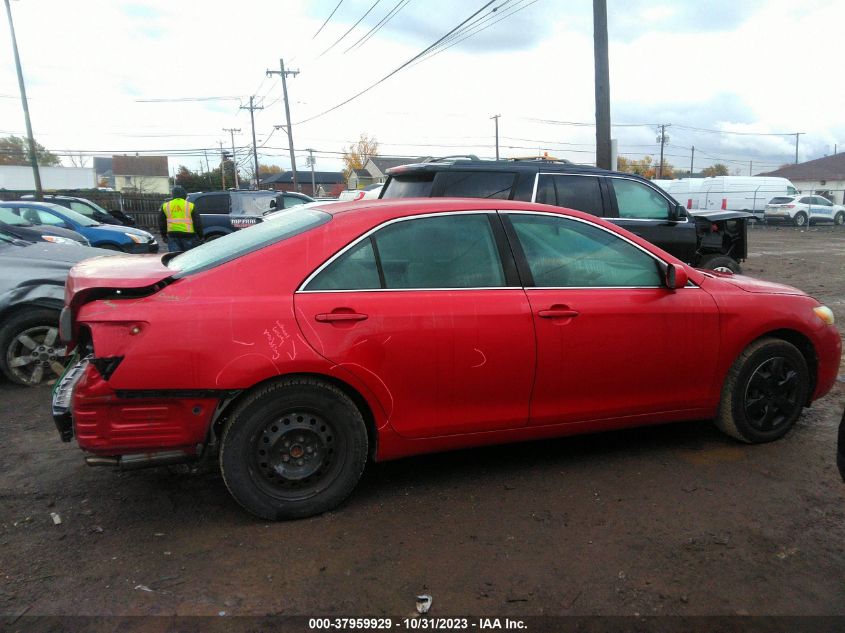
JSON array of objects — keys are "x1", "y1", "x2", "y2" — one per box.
[
  {"x1": 785, "y1": 205, "x2": 795, "y2": 209},
  {"x1": 721, "y1": 198, "x2": 727, "y2": 210}
]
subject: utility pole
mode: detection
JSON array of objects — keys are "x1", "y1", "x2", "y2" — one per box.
[
  {"x1": 593, "y1": 0, "x2": 611, "y2": 169},
  {"x1": 749, "y1": 160, "x2": 752, "y2": 176},
  {"x1": 203, "y1": 150, "x2": 211, "y2": 184},
  {"x1": 656, "y1": 124, "x2": 670, "y2": 178},
  {"x1": 689, "y1": 145, "x2": 695, "y2": 177},
  {"x1": 223, "y1": 127, "x2": 241, "y2": 189},
  {"x1": 306, "y1": 148, "x2": 316, "y2": 196},
  {"x1": 5, "y1": 0, "x2": 42, "y2": 200},
  {"x1": 218, "y1": 141, "x2": 226, "y2": 190},
  {"x1": 267, "y1": 59, "x2": 300, "y2": 189},
  {"x1": 491, "y1": 114, "x2": 500, "y2": 160},
  {"x1": 794, "y1": 132, "x2": 804, "y2": 164},
  {"x1": 240, "y1": 96, "x2": 263, "y2": 189}
]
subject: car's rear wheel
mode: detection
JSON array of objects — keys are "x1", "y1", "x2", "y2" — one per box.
[
  {"x1": 698, "y1": 254, "x2": 741, "y2": 274},
  {"x1": 834, "y1": 212, "x2": 844, "y2": 226},
  {"x1": 715, "y1": 338, "x2": 810, "y2": 444},
  {"x1": 0, "y1": 308, "x2": 68, "y2": 386},
  {"x1": 793, "y1": 212, "x2": 808, "y2": 227},
  {"x1": 220, "y1": 378, "x2": 368, "y2": 520}
]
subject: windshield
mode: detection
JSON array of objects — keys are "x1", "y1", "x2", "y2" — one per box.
[
  {"x1": 40, "y1": 203, "x2": 99, "y2": 226},
  {"x1": 167, "y1": 207, "x2": 331, "y2": 275}
]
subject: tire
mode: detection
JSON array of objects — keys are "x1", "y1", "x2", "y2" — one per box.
[
  {"x1": 0, "y1": 308, "x2": 68, "y2": 386},
  {"x1": 97, "y1": 243, "x2": 123, "y2": 251},
  {"x1": 793, "y1": 212, "x2": 808, "y2": 227},
  {"x1": 714, "y1": 338, "x2": 810, "y2": 444},
  {"x1": 220, "y1": 378, "x2": 368, "y2": 520},
  {"x1": 834, "y1": 212, "x2": 845, "y2": 226},
  {"x1": 203, "y1": 234, "x2": 222, "y2": 243},
  {"x1": 698, "y1": 254, "x2": 742, "y2": 274}
]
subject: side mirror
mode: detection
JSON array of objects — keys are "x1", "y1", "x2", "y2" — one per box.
[
  {"x1": 665, "y1": 263, "x2": 689, "y2": 289},
  {"x1": 269, "y1": 199, "x2": 278, "y2": 209},
  {"x1": 669, "y1": 203, "x2": 685, "y2": 221}
]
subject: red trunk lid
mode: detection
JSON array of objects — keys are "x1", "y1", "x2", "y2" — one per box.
[{"x1": 65, "y1": 254, "x2": 175, "y2": 307}]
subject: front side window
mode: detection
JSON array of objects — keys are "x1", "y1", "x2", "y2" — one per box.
[
  {"x1": 509, "y1": 213, "x2": 662, "y2": 287},
  {"x1": 611, "y1": 179, "x2": 671, "y2": 220},
  {"x1": 283, "y1": 195, "x2": 308, "y2": 209},
  {"x1": 534, "y1": 175, "x2": 603, "y2": 215},
  {"x1": 305, "y1": 214, "x2": 506, "y2": 290},
  {"x1": 29, "y1": 208, "x2": 69, "y2": 227},
  {"x1": 787, "y1": 186, "x2": 798, "y2": 195},
  {"x1": 433, "y1": 171, "x2": 515, "y2": 199},
  {"x1": 69, "y1": 201, "x2": 95, "y2": 217}
]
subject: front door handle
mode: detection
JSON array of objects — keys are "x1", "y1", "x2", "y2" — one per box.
[
  {"x1": 537, "y1": 307, "x2": 580, "y2": 319},
  {"x1": 315, "y1": 312, "x2": 368, "y2": 323}
]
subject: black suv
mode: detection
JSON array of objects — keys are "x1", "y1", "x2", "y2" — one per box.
[
  {"x1": 21, "y1": 195, "x2": 136, "y2": 226},
  {"x1": 380, "y1": 159, "x2": 750, "y2": 272},
  {"x1": 188, "y1": 190, "x2": 315, "y2": 241}
]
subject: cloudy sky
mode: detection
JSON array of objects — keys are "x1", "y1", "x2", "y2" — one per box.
[{"x1": 1, "y1": 0, "x2": 843, "y2": 178}]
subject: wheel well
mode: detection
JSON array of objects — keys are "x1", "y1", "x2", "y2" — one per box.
[
  {"x1": 0, "y1": 302, "x2": 61, "y2": 328},
  {"x1": 211, "y1": 373, "x2": 379, "y2": 460},
  {"x1": 752, "y1": 329, "x2": 818, "y2": 403}
]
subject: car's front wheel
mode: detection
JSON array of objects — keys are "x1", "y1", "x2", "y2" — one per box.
[
  {"x1": 714, "y1": 338, "x2": 810, "y2": 444},
  {"x1": 698, "y1": 254, "x2": 742, "y2": 274},
  {"x1": 220, "y1": 378, "x2": 369, "y2": 520},
  {"x1": 0, "y1": 308, "x2": 69, "y2": 386},
  {"x1": 793, "y1": 212, "x2": 808, "y2": 227}
]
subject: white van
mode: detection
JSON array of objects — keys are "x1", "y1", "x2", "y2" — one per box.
[{"x1": 656, "y1": 177, "x2": 798, "y2": 219}]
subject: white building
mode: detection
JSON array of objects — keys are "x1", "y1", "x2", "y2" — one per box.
[
  {"x1": 759, "y1": 154, "x2": 845, "y2": 204},
  {"x1": 0, "y1": 165, "x2": 96, "y2": 190}
]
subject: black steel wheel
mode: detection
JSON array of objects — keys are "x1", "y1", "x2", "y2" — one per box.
[
  {"x1": 220, "y1": 378, "x2": 368, "y2": 520},
  {"x1": 0, "y1": 308, "x2": 68, "y2": 386},
  {"x1": 715, "y1": 337, "x2": 810, "y2": 443}
]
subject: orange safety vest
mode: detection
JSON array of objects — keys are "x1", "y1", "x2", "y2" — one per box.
[{"x1": 162, "y1": 198, "x2": 195, "y2": 234}]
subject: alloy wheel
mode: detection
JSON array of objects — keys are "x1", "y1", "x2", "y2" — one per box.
[
  {"x1": 743, "y1": 356, "x2": 801, "y2": 433},
  {"x1": 5, "y1": 325, "x2": 68, "y2": 385}
]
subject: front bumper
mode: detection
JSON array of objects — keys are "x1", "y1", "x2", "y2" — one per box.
[
  {"x1": 124, "y1": 241, "x2": 159, "y2": 254},
  {"x1": 51, "y1": 356, "x2": 89, "y2": 442}
]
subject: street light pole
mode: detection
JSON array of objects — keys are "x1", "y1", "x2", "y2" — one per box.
[
  {"x1": 4, "y1": 0, "x2": 42, "y2": 199},
  {"x1": 491, "y1": 114, "x2": 500, "y2": 160}
]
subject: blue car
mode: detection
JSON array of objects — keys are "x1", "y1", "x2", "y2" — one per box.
[{"x1": 0, "y1": 201, "x2": 158, "y2": 253}]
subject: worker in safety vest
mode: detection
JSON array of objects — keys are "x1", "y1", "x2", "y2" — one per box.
[{"x1": 159, "y1": 185, "x2": 203, "y2": 252}]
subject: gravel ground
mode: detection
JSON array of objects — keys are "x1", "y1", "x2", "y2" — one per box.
[{"x1": 1, "y1": 224, "x2": 843, "y2": 620}]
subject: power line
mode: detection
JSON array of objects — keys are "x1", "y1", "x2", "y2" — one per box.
[
  {"x1": 672, "y1": 124, "x2": 799, "y2": 137},
  {"x1": 134, "y1": 95, "x2": 243, "y2": 103},
  {"x1": 344, "y1": 0, "x2": 412, "y2": 53},
  {"x1": 313, "y1": 0, "x2": 345, "y2": 38},
  {"x1": 296, "y1": 0, "x2": 498, "y2": 126},
  {"x1": 319, "y1": 0, "x2": 382, "y2": 57}
]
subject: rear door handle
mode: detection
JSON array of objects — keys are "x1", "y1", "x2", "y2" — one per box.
[
  {"x1": 537, "y1": 308, "x2": 580, "y2": 319},
  {"x1": 315, "y1": 312, "x2": 368, "y2": 323}
]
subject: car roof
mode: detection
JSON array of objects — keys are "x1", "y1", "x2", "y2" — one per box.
[
  {"x1": 309, "y1": 196, "x2": 590, "y2": 219},
  {"x1": 0, "y1": 200, "x2": 69, "y2": 211},
  {"x1": 386, "y1": 158, "x2": 640, "y2": 180}
]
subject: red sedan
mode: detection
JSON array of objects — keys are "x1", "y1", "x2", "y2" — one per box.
[{"x1": 52, "y1": 199, "x2": 841, "y2": 520}]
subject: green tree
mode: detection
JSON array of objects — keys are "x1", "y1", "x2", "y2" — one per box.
[
  {"x1": 701, "y1": 163, "x2": 729, "y2": 177},
  {"x1": 0, "y1": 135, "x2": 60, "y2": 166}
]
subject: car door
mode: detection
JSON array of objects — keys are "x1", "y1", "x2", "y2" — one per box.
[
  {"x1": 811, "y1": 196, "x2": 834, "y2": 221},
  {"x1": 607, "y1": 177, "x2": 698, "y2": 265},
  {"x1": 501, "y1": 211, "x2": 720, "y2": 427},
  {"x1": 294, "y1": 211, "x2": 535, "y2": 438},
  {"x1": 533, "y1": 173, "x2": 605, "y2": 217}
]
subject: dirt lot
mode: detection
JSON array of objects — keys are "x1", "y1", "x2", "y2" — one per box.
[{"x1": 1, "y1": 224, "x2": 844, "y2": 621}]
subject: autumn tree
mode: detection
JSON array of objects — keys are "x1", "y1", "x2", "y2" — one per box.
[
  {"x1": 259, "y1": 164, "x2": 283, "y2": 175},
  {"x1": 342, "y1": 133, "x2": 379, "y2": 179},
  {"x1": 0, "y1": 135, "x2": 60, "y2": 166},
  {"x1": 617, "y1": 155, "x2": 674, "y2": 179},
  {"x1": 701, "y1": 163, "x2": 729, "y2": 177}
]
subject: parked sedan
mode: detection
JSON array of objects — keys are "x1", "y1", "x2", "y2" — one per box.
[
  {"x1": 0, "y1": 206, "x2": 90, "y2": 246},
  {"x1": 764, "y1": 195, "x2": 845, "y2": 226},
  {"x1": 0, "y1": 233, "x2": 114, "y2": 385},
  {"x1": 54, "y1": 199, "x2": 841, "y2": 520},
  {"x1": 21, "y1": 194, "x2": 137, "y2": 226},
  {"x1": 0, "y1": 202, "x2": 158, "y2": 253}
]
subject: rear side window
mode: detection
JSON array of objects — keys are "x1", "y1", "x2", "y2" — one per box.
[
  {"x1": 168, "y1": 208, "x2": 331, "y2": 275},
  {"x1": 192, "y1": 194, "x2": 230, "y2": 214},
  {"x1": 799, "y1": 197, "x2": 812, "y2": 204},
  {"x1": 434, "y1": 171, "x2": 515, "y2": 199},
  {"x1": 611, "y1": 179, "x2": 670, "y2": 220},
  {"x1": 381, "y1": 174, "x2": 435, "y2": 198},
  {"x1": 305, "y1": 214, "x2": 506, "y2": 290},
  {"x1": 534, "y1": 175, "x2": 603, "y2": 216}
]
